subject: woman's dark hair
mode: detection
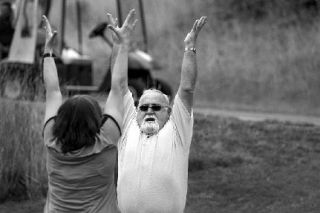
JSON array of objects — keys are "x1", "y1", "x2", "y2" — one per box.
[{"x1": 52, "y1": 95, "x2": 102, "y2": 154}]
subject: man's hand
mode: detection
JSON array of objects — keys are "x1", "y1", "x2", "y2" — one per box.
[
  {"x1": 106, "y1": 13, "x2": 119, "y2": 44},
  {"x1": 42, "y1": 15, "x2": 57, "y2": 54},
  {"x1": 107, "y1": 9, "x2": 137, "y2": 45},
  {"x1": 184, "y1": 16, "x2": 207, "y2": 48},
  {"x1": 178, "y1": 16, "x2": 207, "y2": 113}
]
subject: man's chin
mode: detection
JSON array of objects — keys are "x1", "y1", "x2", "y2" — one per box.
[
  {"x1": 141, "y1": 130, "x2": 158, "y2": 136},
  {"x1": 140, "y1": 121, "x2": 160, "y2": 136}
]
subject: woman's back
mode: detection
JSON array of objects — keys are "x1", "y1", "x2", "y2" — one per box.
[{"x1": 43, "y1": 118, "x2": 120, "y2": 213}]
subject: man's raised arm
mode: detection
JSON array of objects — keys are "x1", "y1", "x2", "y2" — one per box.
[
  {"x1": 177, "y1": 16, "x2": 207, "y2": 113},
  {"x1": 103, "y1": 10, "x2": 137, "y2": 124}
]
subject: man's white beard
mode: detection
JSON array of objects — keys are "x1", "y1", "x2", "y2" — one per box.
[{"x1": 140, "y1": 120, "x2": 160, "y2": 136}]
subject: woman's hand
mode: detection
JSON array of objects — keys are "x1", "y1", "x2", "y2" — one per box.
[{"x1": 42, "y1": 15, "x2": 57, "y2": 54}]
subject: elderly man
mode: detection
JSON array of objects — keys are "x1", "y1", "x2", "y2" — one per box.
[{"x1": 109, "y1": 13, "x2": 207, "y2": 213}]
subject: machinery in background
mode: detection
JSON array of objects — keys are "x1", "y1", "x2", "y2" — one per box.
[
  {"x1": 0, "y1": 0, "x2": 172, "y2": 102},
  {"x1": 89, "y1": 22, "x2": 172, "y2": 103}
]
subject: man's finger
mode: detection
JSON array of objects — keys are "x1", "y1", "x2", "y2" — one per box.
[
  {"x1": 128, "y1": 10, "x2": 136, "y2": 24},
  {"x1": 200, "y1": 17, "x2": 207, "y2": 25},
  {"x1": 107, "y1": 25, "x2": 121, "y2": 38},
  {"x1": 132, "y1": 19, "x2": 138, "y2": 31},
  {"x1": 52, "y1": 31, "x2": 58, "y2": 39},
  {"x1": 48, "y1": 31, "x2": 57, "y2": 45},
  {"x1": 124, "y1": 9, "x2": 136, "y2": 25},
  {"x1": 114, "y1": 18, "x2": 118, "y2": 26},
  {"x1": 195, "y1": 16, "x2": 207, "y2": 33},
  {"x1": 200, "y1": 16, "x2": 207, "y2": 27},
  {"x1": 43, "y1": 15, "x2": 52, "y2": 33},
  {"x1": 200, "y1": 16, "x2": 207, "y2": 22},
  {"x1": 42, "y1": 15, "x2": 49, "y2": 26},
  {"x1": 191, "y1": 19, "x2": 198, "y2": 32},
  {"x1": 42, "y1": 15, "x2": 47, "y2": 23},
  {"x1": 106, "y1": 13, "x2": 113, "y2": 24},
  {"x1": 42, "y1": 17, "x2": 48, "y2": 30}
]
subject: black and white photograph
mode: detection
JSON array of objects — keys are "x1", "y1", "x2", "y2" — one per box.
[{"x1": 0, "y1": 0, "x2": 320, "y2": 212}]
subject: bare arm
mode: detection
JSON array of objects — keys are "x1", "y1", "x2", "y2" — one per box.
[
  {"x1": 42, "y1": 15, "x2": 62, "y2": 123},
  {"x1": 108, "y1": 42, "x2": 129, "y2": 95},
  {"x1": 177, "y1": 16, "x2": 207, "y2": 113},
  {"x1": 103, "y1": 10, "x2": 137, "y2": 125}
]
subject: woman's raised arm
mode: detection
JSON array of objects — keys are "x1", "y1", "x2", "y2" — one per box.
[{"x1": 42, "y1": 15, "x2": 62, "y2": 123}]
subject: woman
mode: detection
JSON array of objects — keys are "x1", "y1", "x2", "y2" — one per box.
[{"x1": 42, "y1": 10, "x2": 137, "y2": 213}]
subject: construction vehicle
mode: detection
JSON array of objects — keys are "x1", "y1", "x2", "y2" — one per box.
[{"x1": 0, "y1": 0, "x2": 172, "y2": 102}]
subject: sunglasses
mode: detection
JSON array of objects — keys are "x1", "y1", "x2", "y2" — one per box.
[{"x1": 138, "y1": 104, "x2": 168, "y2": 112}]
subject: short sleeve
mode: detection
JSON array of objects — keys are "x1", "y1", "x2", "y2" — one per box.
[
  {"x1": 122, "y1": 90, "x2": 136, "y2": 130},
  {"x1": 43, "y1": 116, "x2": 56, "y2": 146},
  {"x1": 171, "y1": 94, "x2": 194, "y2": 148},
  {"x1": 99, "y1": 114, "x2": 122, "y2": 146}
]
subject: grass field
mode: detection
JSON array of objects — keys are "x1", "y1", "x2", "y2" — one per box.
[
  {"x1": 186, "y1": 114, "x2": 320, "y2": 213},
  {"x1": 1, "y1": 111, "x2": 320, "y2": 213}
]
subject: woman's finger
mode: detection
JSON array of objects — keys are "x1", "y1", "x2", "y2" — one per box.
[{"x1": 43, "y1": 15, "x2": 53, "y2": 34}]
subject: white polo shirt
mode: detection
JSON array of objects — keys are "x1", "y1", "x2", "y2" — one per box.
[{"x1": 117, "y1": 91, "x2": 194, "y2": 213}]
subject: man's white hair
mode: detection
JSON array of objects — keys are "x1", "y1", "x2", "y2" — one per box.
[{"x1": 139, "y1": 89, "x2": 170, "y2": 105}]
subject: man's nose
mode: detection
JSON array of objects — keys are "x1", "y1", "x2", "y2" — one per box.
[{"x1": 146, "y1": 107, "x2": 154, "y2": 113}]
